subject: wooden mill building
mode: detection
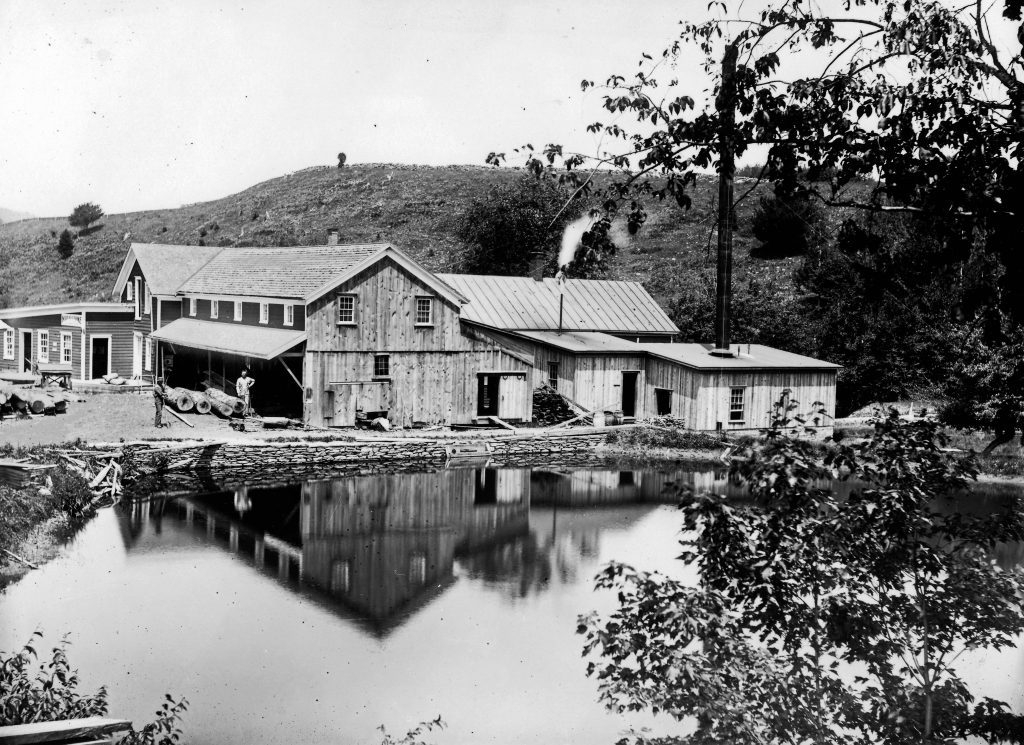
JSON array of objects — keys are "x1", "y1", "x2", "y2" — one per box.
[{"x1": 0, "y1": 239, "x2": 838, "y2": 433}]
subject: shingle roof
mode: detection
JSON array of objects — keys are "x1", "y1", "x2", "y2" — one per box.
[
  {"x1": 435, "y1": 274, "x2": 679, "y2": 335},
  {"x1": 640, "y1": 343, "x2": 842, "y2": 370},
  {"x1": 178, "y1": 244, "x2": 388, "y2": 299},
  {"x1": 115, "y1": 243, "x2": 222, "y2": 297}
]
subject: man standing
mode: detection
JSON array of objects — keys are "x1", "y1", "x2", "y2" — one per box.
[
  {"x1": 235, "y1": 368, "x2": 255, "y2": 416},
  {"x1": 153, "y1": 377, "x2": 166, "y2": 427}
]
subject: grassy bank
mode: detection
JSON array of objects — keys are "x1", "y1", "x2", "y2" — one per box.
[{"x1": 0, "y1": 447, "x2": 96, "y2": 586}]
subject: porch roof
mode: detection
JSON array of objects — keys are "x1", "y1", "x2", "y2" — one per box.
[{"x1": 151, "y1": 319, "x2": 306, "y2": 360}]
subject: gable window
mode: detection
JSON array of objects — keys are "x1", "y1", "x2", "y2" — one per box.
[
  {"x1": 2, "y1": 330, "x2": 13, "y2": 360},
  {"x1": 144, "y1": 285, "x2": 151, "y2": 315},
  {"x1": 284, "y1": 304, "x2": 294, "y2": 327},
  {"x1": 126, "y1": 282, "x2": 134, "y2": 301},
  {"x1": 547, "y1": 362, "x2": 559, "y2": 390},
  {"x1": 38, "y1": 330, "x2": 49, "y2": 364},
  {"x1": 373, "y1": 354, "x2": 390, "y2": 378},
  {"x1": 210, "y1": 300, "x2": 219, "y2": 319},
  {"x1": 144, "y1": 337, "x2": 153, "y2": 371},
  {"x1": 189, "y1": 298, "x2": 197, "y2": 317},
  {"x1": 337, "y1": 295, "x2": 356, "y2": 325},
  {"x1": 134, "y1": 278, "x2": 142, "y2": 320},
  {"x1": 233, "y1": 301, "x2": 242, "y2": 322},
  {"x1": 729, "y1": 387, "x2": 746, "y2": 422},
  {"x1": 259, "y1": 302, "x2": 269, "y2": 324},
  {"x1": 415, "y1": 297, "x2": 433, "y2": 326},
  {"x1": 61, "y1": 332, "x2": 73, "y2": 365}
]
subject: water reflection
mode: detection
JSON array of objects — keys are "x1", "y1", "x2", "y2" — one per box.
[{"x1": 120, "y1": 466, "x2": 679, "y2": 636}]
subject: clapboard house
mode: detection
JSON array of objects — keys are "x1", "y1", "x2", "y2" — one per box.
[{"x1": 0, "y1": 302, "x2": 137, "y2": 380}]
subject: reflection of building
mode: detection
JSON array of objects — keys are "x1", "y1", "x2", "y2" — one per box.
[
  {"x1": 300, "y1": 470, "x2": 529, "y2": 628},
  {"x1": 529, "y1": 468, "x2": 679, "y2": 506}
]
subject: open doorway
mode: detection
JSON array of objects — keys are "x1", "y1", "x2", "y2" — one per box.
[
  {"x1": 655, "y1": 388, "x2": 672, "y2": 415},
  {"x1": 20, "y1": 331, "x2": 32, "y2": 372},
  {"x1": 621, "y1": 371, "x2": 639, "y2": 418},
  {"x1": 90, "y1": 336, "x2": 110, "y2": 379}
]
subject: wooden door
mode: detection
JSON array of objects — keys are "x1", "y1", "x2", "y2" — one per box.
[
  {"x1": 477, "y1": 374, "x2": 499, "y2": 416},
  {"x1": 332, "y1": 382, "x2": 390, "y2": 426},
  {"x1": 496, "y1": 373, "x2": 527, "y2": 420},
  {"x1": 621, "y1": 371, "x2": 639, "y2": 418}
]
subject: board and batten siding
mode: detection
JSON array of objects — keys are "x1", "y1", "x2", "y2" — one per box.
[
  {"x1": 688, "y1": 368, "x2": 838, "y2": 433},
  {"x1": 645, "y1": 358, "x2": 701, "y2": 423},
  {"x1": 304, "y1": 257, "x2": 534, "y2": 427},
  {"x1": 305, "y1": 348, "x2": 532, "y2": 427}
]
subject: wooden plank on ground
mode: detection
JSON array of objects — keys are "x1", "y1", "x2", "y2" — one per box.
[
  {"x1": 163, "y1": 406, "x2": 195, "y2": 428},
  {"x1": 0, "y1": 717, "x2": 132, "y2": 745},
  {"x1": 487, "y1": 416, "x2": 516, "y2": 431}
]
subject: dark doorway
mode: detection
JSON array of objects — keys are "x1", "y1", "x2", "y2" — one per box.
[
  {"x1": 621, "y1": 372, "x2": 639, "y2": 418},
  {"x1": 90, "y1": 337, "x2": 109, "y2": 379},
  {"x1": 655, "y1": 388, "x2": 672, "y2": 415},
  {"x1": 20, "y1": 331, "x2": 31, "y2": 372},
  {"x1": 477, "y1": 374, "x2": 499, "y2": 416}
]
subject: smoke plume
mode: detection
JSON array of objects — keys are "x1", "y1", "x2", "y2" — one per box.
[{"x1": 558, "y1": 212, "x2": 598, "y2": 269}]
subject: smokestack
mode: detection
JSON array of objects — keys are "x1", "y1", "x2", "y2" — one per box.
[
  {"x1": 327, "y1": 228, "x2": 339, "y2": 246},
  {"x1": 711, "y1": 42, "x2": 738, "y2": 358}
]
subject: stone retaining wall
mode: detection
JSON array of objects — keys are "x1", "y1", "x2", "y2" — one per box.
[{"x1": 128, "y1": 430, "x2": 613, "y2": 480}]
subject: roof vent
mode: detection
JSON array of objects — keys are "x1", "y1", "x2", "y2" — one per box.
[
  {"x1": 326, "y1": 229, "x2": 339, "y2": 246},
  {"x1": 709, "y1": 347, "x2": 735, "y2": 358}
]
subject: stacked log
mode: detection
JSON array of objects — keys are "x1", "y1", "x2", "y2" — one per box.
[
  {"x1": 201, "y1": 394, "x2": 234, "y2": 418},
  {"x1": 193, "y1": 395, "x2": 212, "y2": 415},
  {"x1": 162, "y1": 385, "x2": 195, "y2": 412},
  {"x1": 0, "y1": 383, "x2": 74, "y2": 417},
  {"x1": 203, "y1": 387, "x2": 245, "y2": 415}
]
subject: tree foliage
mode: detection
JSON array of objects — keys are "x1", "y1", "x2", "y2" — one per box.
[
  {"x1": 750, "y1": 193, "x2": 823, "y2": 257},
  {"x1": 580, "y1": 408, "x2": 1024, "y2": 745},
  {"x1": 491, "y1": 0, "x2": 1024, "y2": 427},
  {"x1": 1, "y1": 631, "x2": 188, "y2": 744},
  {"x1": 68, "y1": 203, "x2": 103, "y2": 231},
  {"x1": 455, "y1": 175, "x2": 579, "y2": 276},
  {"x1": 56, "y1": 229, "x2": 75, "y2": 260}
]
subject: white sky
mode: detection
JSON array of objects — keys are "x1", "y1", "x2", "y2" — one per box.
[
  {"x1": 1, "y1": 1, "x2": 1017, "y2": 217},
  {"x1": 0, "y1": 0, "x2": 699, "y2": 216}
]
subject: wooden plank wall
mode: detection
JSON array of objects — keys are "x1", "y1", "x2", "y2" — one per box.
[
  {"x1": 645, "y1": 358, "x2": 701, "y2": 422},
  {"x1": 89, "y1": 312, "x2": 143, "y2": 379},
  {"x1": 574, "y1": 355, "x2": 647, "y2": 415},
  {"x1": 689, "y1": 369, "x2": 838, "y2": 432},
  {"x1": 306, "y1": 348, "x2": 532, "y2": 427},
  {"x1": 183, "y1": 297, "x2": 305, "y2": 331}
]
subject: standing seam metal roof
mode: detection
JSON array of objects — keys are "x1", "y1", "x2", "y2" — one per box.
[{"x1": 435, "y1": 274, "x2": 678, "y2": 334}]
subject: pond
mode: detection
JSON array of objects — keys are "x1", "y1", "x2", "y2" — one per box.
[{"x1": 2, "y1": 465, "x2": 1023, "y2": 744}]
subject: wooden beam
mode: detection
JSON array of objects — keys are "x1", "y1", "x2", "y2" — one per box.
[
  {"x1": 278, "y1": 357, "x2": 303, "y2": 392},
  {"x1": 163, "y1": 406, "x2": 194, "y2": 428},
  {"x1": 488, "y1": 416, "x2": 516, "y2": 431},
  {"x1": 0, "y1": 717, "x2": 132, "y2": 745}
]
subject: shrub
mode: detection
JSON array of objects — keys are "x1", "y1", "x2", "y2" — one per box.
[
  {"x1": 56, "y1": 230, "x2": 75, "y2": 260},
  {"x1": 48, "y1": 465, "x2": 95, "y2": 522}
]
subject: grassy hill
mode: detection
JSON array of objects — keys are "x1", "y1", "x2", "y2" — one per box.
[{"x1": 0, "y1": 163, "x2": 822, "y2": 309}]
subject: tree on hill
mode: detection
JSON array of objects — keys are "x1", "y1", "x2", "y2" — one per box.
[
  {"x1": 56, "y1": 229, "x2": 75, "y2": 260},
  {"x1": 455, "y1": 175, "x2": 580, "y2": 276},
  {"x1": 750, "y1": 192, "x2": 823, "y2": 258},
  {"x1": 68, "y1": 202, "x2": 104, "y2": 231}
]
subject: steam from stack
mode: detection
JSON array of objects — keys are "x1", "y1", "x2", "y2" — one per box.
[{"x1": 558, "y1": 212, "x2": 599, "y2": 271}]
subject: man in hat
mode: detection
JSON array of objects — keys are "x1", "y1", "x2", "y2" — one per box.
[
  {"x1": 153, "y1": 377, "x2": 166, "y2": 427},
  {"x1": 235, "y1": 368, "x2": 255, "y2": 416}
]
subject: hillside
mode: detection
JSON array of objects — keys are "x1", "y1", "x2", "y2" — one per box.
[
  {"x1": 0, "y1": 207, "x2": 34, "y2": 224},
  {"x1": 0, "y1": 164, "x2": 817, "y2": 309}
]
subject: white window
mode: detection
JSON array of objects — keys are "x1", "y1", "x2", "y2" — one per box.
[
  {"x1": 144, "y1": 337, "x2": 153, "y2": 371},
  {"x1": 134, "y1": 277, "x2": 142, "y2": 320},
  {"x1": 3, "y1": 330, "x2": 13, "y2": 360},
  {"x1": 338, "y1": 295, "x2": 356, "y2": 325},
  {"x1": 415, "y1": 296, "x2": 433, "y2": 326},
  {"x1": 284, "y1": 304, "x2": 294, "y2": 327},
  {"x1": 144, "y1": 284, "x2": 151, "y2": 315},
  {"x1": 373, "y1": 354, "x2": 390, "y2": 377},
  {"x1": 38, "y1": 330, "x2": 49, "y2": 364},
  {"x1": 189, "y1": 298, "x2": 197, "y2": 317},
  {"x1": 126, "y1": 282, "x2": 133, "y2": 301},
  {"x1": 729, "y1": 387, "x2": 746, "y2": 422},
  {"x1": 210, "y1": 300, "x2": 219, "y2": 319},
  {"x1": 60, "y1": 332, "x2": 72, "y2": 365},
  {"x1": 233, "y1": 301, "x2": 242, "y2": 321},
  {"x1": 259, "y1": 302, "x2": 269, "y2": 324}
]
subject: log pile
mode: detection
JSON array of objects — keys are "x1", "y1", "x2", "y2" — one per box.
[
  {"x1": 162, "y1": 385, "x2": 196, "y2": 412},
  {"x1": 55, "y1": 449, "x2": 124, "y2": 504},
  {"x1": 203, "y1": 387, "x2": 245, "y2": 415},
  {"x1": 532, "y1": 385, "x2": 578, "y2": 427},
  {"x1": 0, "y1": 383, "x2": 74, "y2": 418}
]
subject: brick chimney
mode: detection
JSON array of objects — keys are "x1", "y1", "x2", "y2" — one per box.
[{"x1": 327, "y1": 228, "x2": 339, "y2": 246}]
